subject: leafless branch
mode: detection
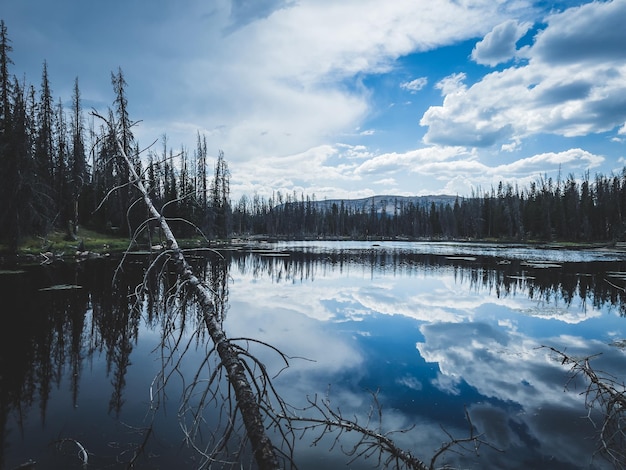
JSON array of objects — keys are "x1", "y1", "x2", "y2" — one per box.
[
  {"x1": 92, "y1": 111, "x2": 283, "y2": 469},
  {"x1": 543, "y1": 345, "x2": 626, "y2": 469},
  {"x1": 277, "y1": 388, "x2": 498, "y2": 470}
]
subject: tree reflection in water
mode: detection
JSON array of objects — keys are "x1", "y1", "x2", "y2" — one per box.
[{"x1": 0, "y1": 245, "x2": 624, "y2": 468}]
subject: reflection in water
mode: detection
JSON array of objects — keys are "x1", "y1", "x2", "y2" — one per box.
[{"x1": 0, "y1": 243, "x2": 624, "y2": 469}]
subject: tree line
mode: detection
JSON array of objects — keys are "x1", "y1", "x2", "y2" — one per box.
[
  {"x1": 229, "y1": 170, "x2": 625, "y2": 242},
  {"x1": 2, "y1": 19, "x2": 625, "y2": 252},
  {"x1": 0, "y1": 20, "x2": 231, "y2": 252}
]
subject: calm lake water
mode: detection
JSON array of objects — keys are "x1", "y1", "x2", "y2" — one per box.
[{"x1": 1, "y1": 241, "x2": 625, "y2": 469}]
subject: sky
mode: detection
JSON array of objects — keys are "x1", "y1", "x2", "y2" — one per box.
[{"x1": 3, "y1": 0, "x2": 626, "y2": 202}]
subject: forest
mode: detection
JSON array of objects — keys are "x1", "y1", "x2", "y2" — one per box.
[{"x1": 2, "y1": 19, "x2": 626, "y2": 254}]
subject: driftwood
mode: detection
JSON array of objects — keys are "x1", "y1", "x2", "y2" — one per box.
[
  {"x1": 545, "y1": 345, "x2": 626, "y2": 469},
  {"x1": 96, "y1": 113, "x2": 280, "y2": 469}
]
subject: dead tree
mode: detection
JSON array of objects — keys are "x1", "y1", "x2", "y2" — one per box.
[
  {"x1": 94, "y1": 112, "x2": 281, "y2": 469},
  {"x1": 278, "y1": 388, "x2": 500, "y2": 470},
  {"x1": 544, "y1": 345, "x2": 626, "y2": 469}
]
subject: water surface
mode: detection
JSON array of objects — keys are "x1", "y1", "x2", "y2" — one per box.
[{"x1": 1, "y1": 241, "x2": 625, "y2": 469}]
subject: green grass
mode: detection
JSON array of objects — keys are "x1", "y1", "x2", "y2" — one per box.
[
  {"x1": 0, "y1": 227, "x2": 226, "y2": 257},
  {"x1": 10, "y1": 228, "x2": 133, "y2": 255}
]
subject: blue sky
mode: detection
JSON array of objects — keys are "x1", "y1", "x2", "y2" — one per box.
[{"x1": 3, "y1": 0, "x2": 626, "y2": 202}]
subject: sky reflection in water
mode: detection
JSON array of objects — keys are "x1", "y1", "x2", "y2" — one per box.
[
  {"x1": 1, "y1": 241, "x2": 625, "y2": 469},
  {"x1": 225, "y1": 242, "x2": 626, "y2": 469}
]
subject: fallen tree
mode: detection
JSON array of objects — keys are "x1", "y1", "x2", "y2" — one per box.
[{"x1": 94, "y1": 112, "x2": 281, "y2": 469}]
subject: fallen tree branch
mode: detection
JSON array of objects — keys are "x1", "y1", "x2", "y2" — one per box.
[
  {"x1": 543, "y1": 345, "x2": 626, "y2": 469},
  {"x1": 93, "y1": 112, "x2": 280, "y2": 469},
  {"x1": 279, "y1": 388, "x2": 501, "y2": 470}
]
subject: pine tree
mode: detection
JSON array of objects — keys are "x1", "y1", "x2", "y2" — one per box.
[
  {"x1": 210, "y1": 150, "x2": 231, "y2": 239},
  {"x1": 68, "y1": 77, "x2": 87, "y2": 238},
  {"x1": 34, "y1": 61, "x2": 55, "y2": 183},
  {"x1": 0, "y1": 20, "x2": 13, "y2": 243},
  {"x1": 0, "y1": 20, "x2": 12, "y2": 133},
  {"x1": 55, "y1": 97, "x2": 69, "y2": 227},
  {"x1": 3, "y1": 79, "x2": 38, "y2": 251},
  {"x1": 196, "y1": 132, "x2": 208, "y2": 231},
  {"x1": 110, "y1": 67, "x2": 136, "y2": 235}
]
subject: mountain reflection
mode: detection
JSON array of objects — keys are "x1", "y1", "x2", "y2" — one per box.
[{"x1": 0, "y1": 244, "x2": 624, "y2": 469}]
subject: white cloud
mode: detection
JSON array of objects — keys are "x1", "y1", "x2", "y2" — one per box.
[
  {"x1": 434, "y1": 72, "x2": 467, "y2": 96},
  {"x1": 494, "y1": 148, "x2": 604, "y2": 175},
  {"x1": 421, "y1": 0, "x2": 626, "y2": 148},
  {"x1": 230, "y1": 143, "x2": 379, "y2": 200},
  {"x1": 471, "y1": 19, "x2": 532, "y2": 66},
  {"x1": 531, "y1": 0, "x2": 626, "y2": 66},
  {"x1": 400, "y1": 77, "x2": 428, "y2": 93},
  {"x1": 355, "y1": 146, "x2": 473, "y2": 176},
  {"x1": 358, "y1": 146, "x2": 602, "y2": 178},
  {"x1": 149, "y1": 0, "x2": 535, "y2": 179},
  {"x1": 18, "y1": 0, "x2": 624, "y2": 201}
]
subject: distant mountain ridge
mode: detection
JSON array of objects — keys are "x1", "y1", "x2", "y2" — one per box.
[{"x1": 302, "y1": 195, "x2": 459, "y2": 214}]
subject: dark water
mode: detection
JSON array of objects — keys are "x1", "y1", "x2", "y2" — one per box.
[{"x1": 1, "y1": 241, "x2": 625, "y2": 469}]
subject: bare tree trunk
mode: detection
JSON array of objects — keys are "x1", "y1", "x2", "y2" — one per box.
[{"x1": 100, "y1": 114, "x2": 280, "y2": 469}]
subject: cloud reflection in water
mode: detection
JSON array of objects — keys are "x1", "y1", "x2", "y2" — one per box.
[{"x1": 223, "y1": 247, "x2": 624, "y2": 469}]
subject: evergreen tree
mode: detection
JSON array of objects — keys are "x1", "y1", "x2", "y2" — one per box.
[
  {"x1": 210, "y1": 150, "x2": 231, "y2": 239},
  {"x1": 0, "y1": 20, "x2": 13, "y2": 243},
  {"x1": 109, "y1": 67, "x2": 136, "y2": 235},
  {"x1": 2, "y1": 79, "x2": 39, "y2": 251},
  {"x1": 196, "y1": 132, "x2": 209, "y2": 232},
  {"x1": 34, "y1": 61, "x2": 55, "y2": 185},
  {"x1": 111, "y1": 67, "x2": 133, "y2": 157},
  {"x1": 0, "y1": 20, "x2": 12, "y2": 133},
  {"x1": 55, "y1": 97, "x2": 69, "y2": 230},
  {"x1": 30, "y1": 62, "x2": 56, "y2": 235},
  {"x1": 68, "y1": 77, "x2": 87, "y2": 237}
]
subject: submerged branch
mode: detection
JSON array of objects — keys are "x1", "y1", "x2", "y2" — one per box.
[
  {"x1": 543, "y1": 345, "x2": 626, "y2": 469},
  {"x1": 93, "y1": 112, "x2": 281, "y2": 469},
  {"x1": 279, "y1": 389, "x2": 499, "y2": 470}
]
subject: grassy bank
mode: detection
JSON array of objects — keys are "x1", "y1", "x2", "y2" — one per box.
[
  {"x1": 0, "y1": 228, "x2": 221, "y2": 258},
  {"x1": 1, "y1": 229, "x2": 620, "y2": 258}
]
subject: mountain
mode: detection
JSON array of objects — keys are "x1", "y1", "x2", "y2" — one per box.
[{"x1": 300, "y1": 195, "x2": 459, "y2": 214}]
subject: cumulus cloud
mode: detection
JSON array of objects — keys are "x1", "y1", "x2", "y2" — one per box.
[
  {"x1": 357, "y1": 146, "x2": 602, "y2": 180},
  {"x1": 164, "y1": 0, "x2": 540, "y2": 171},
  {"x1": 230, "y1": 143, "x2": 375, "y2": 200},
  {"x1": 494, "y1": 148, "x2": 603, "y2": 175},
  {"x1": 531, "y1": 0, "x2": 626, "y2": 65},
  {"x1": 355, "y1": 146, "x2": 473, "y2": 176},
  {"x1": 471, "y1": 19, "x2": 532, "y2": 66},
  {"x1": 434, "y1": 72, "x2": 467, "y2": 96},
  {"x1": 400, "y1": 77, "x2": 428, "y2": 93},
  {"x1": 421, "y1": 0, "x2": 626, "y2": 148},
  {"x1": 349, "y1": 144, "x2": 604, "y2": 200}
]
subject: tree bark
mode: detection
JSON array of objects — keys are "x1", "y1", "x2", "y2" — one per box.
[{"x1": 103, "y1": 115, "x2": 280, "y2": 469}]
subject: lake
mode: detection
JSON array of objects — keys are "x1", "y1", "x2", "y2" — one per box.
[{"x1": 1, "y1": 241, "x2": 625, "y2": 469}]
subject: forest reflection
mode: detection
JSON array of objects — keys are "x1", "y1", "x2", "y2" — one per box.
[
  {"x1": 0, "y1": 246, "x2": 624, "y2": 468},
  {"x1": 233, "y1": 248, "x2": 626, "y2": 316}
]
